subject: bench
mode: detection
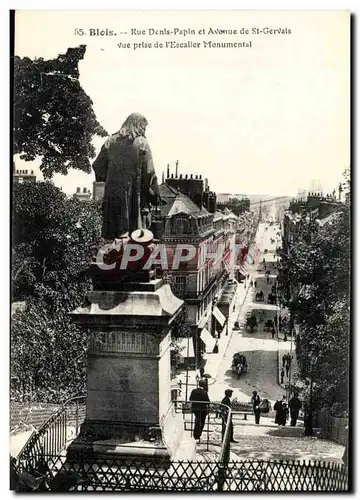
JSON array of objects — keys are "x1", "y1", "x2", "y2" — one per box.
[{"x1": 232, "y1": 410, "x2": 253, "y2": 421}]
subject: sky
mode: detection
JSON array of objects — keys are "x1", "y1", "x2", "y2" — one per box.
[{"x1": 14, "y1": 10, "x2": 350, "y2": 197}]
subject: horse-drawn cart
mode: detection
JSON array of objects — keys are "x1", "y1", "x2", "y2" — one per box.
[{"x1": 232, "y1": 353, "x2": 248, "y2": 378}]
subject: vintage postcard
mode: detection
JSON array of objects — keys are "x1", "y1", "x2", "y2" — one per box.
[{"x1": 11, "y1": 9, "x2": 350, "y2": 492}]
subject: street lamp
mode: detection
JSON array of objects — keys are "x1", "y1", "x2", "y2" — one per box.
[{"x1": 304, "y1": 350, "x2": 319, "y2": 436}]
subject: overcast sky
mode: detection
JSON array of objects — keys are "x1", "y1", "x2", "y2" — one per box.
[{"x1": 14, "y1": 10, "x2": 350, "y2": 197}]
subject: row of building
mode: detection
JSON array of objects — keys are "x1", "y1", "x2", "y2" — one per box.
[{"x1": 282, "y1": 191, "x2": 348, "y2": 255}]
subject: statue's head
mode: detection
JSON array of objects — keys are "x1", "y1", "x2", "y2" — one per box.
[{"x1": 119, "y1": 113, "x2": 148, "y2": 140}]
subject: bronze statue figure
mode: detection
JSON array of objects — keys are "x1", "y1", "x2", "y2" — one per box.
[{"x1": 93, "y1": 113, "x2": 160, "y2": 240}]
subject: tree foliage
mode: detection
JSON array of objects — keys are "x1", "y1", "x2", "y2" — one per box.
[
  {"x1": 170, "y1": 307, "x2": 191, "y2": 378},
  {"x1": 278, "y1": 204, "x2": 350, "y2": 415},
  {"x1": 11, "y1": 182, "x2": 103, "y2": 402},
  {"x1": 14, "y1": 45, "x2": 107, "y2": 178}
]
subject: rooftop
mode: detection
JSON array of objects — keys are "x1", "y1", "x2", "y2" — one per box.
[{"x1": 161, "y1": 192, "x2": 209, "y2": 218}]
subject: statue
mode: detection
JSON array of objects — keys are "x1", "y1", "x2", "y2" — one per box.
[{"x1": 93, "y1": 113, "x2": 160, "y2": 240}]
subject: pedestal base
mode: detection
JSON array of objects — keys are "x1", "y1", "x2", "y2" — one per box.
[{"x1": 66, "y1": 405, "x2": 196, "y2": 467}]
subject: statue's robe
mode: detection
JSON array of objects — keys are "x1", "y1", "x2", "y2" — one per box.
[{"x1": 93, "y1": 132, "x2": 159, "y2": 239}]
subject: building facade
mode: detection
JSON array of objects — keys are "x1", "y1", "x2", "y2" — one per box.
[
  {"x1": 73, "y1": 187, "x2": 91, "y2": 200},
  {"x1": 13, "y1": 163, "x2": 36, "y2": 184},
  {"x1": 155, "y1": 167, "x2": 239, "y2": 369}
]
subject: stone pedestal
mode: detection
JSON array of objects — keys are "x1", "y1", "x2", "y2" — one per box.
[
  {"x1": 93, "y1": 181, "x2": 105, "y2": 201},
  {"x1": 67, "y1": 278, "x2": 196, "y2": 466}
]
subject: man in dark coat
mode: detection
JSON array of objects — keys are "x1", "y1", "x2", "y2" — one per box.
[
  {"x1": 274, "y1": 399, "x2": 282, "y2": 425},
  {"x1": 93, "y1": 113, "x2": 160, "y2": 240},
  {"x1": 289, "y1": 394, "x2": 302, "y2": 427},
  {"x1": 189, "y1": 380, "x2": 210, "y2": 440},
  {"x1": 220, "y1": 389, "x2": 238, "y2": 443},
  {"x1": 251, "y1": 390, "x2": 261, "y2": 425}
]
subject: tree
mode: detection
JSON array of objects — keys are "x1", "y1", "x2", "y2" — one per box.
[
  {"x1": 169, "y1": 307, "x2": 191, "y2": 379},
  {"x1": 14, "y1": 45, "x2": 107, "y2": 178},
  {"x1": 11, "y1": 302, "x2": 88, "y2": 402},
  {"x1": 11, "y1": 182, "x2": 103, "y2": 402},
  {"x1": 278, "y1": 203, "x2": 350, "y2": 415},
  {"x1": 12, "y1": 181, "x2": 102, "y2": 309}
]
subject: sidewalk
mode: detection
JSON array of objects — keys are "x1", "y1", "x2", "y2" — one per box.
[{"x1": 175, "y1": 279, "x2": 252, "y2": 393}]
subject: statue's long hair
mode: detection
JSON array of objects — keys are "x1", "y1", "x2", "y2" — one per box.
[{"x1": 118, "y1": 113, "x2": 148, "y2": 141}]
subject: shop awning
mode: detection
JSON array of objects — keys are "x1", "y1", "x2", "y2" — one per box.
[
  {"x1": 198, "y1": 314, "x2": 208, "y2": 330},
  {"x1": 213, "y1": 306, "x2": 226, "y2": 327},
  {"x1": 177, "y1": 337, "x2": 195, "y2": 358},
  {"x1": 200, "y1": 328, "x2": 216, "y2": 353}
]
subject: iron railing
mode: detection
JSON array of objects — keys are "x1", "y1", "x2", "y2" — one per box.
[
  {"x1": 16, "y1": 396, "x2": 86, "y2": 467},
  {"x1": 12, "y1": 455, "x2": 348, "y2": 492},
  {"x1": 173, "y1": 400, "x2": 233, "y2": 458}
]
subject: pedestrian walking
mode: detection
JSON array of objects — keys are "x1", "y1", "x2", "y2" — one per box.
[
  {"x1": 280, "y1": 402, "x2": 289, "y2": 426},
  {"x1": 189, "y1": 380, "x2": 210, "y2": 440},
  {"x1": 220, "y1": 389, "x2": 238, "y2": 443},
  {"x1": 196, "y1": 367, "x2": 209, "y2": 392},
  {"x1": 289, "y1": 394, "x2": 302, "y2": 427},
  {"x1": 285, "y1": 363, "x2": 290, "y2": 377},
  {"x1": 282, "y1": 354, "x2": 286, "y2": 368},
  {"x1": 284, "y1": 333, "x2": 288, "y2": 342},
  {"x1": 280, "y1": 368, "x2": 285, "y2": 384},
  {"x1": 271, "y1": 327, "x2": 275, "y2": 339},
  {"x1": 254, "y1": 280, "x2": 257, "y2": 288},
  {"x1": 251, "y1": 390, "x2": 261, "y2": 425},
  {"x1": 275, "y1": 400, "x2": 289, "y2": 426},
  {"x1": 266, "y1": 276, "x2": 270, "y2": 284},
  {"x1": 274, "y1": 398, "x2": 282, "y2": 425}
]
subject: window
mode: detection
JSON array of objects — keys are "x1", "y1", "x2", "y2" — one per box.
[
  {"x1": 172, "y1": 276, "x2": 186, "y2": 298},
  {"x1": 173, "y1": 218, "x2": 189, "y2": 234}
]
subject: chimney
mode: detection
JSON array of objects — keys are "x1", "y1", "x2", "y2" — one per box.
[
  {"x1": 175, "y1": 160, "x2": 179, "y2": 177},
  {"x1": 190, "y1": 174, "x2": 193, "y2": 179},
  {"x1": 31, "y1": 170, "x2": 34, "y2": 175},
  {"x1": 25, "y1": 170, "x2": 28, "y2": 174},
  {"x1": 199, "y1": 175, "x2": 202, "y2": 179},
  {"x1": 167, "y1": 164, "x2": 170, "y2": 178},
  {"x1": 185, "y1": 174, "x2": 188, "y2": 179},
  {"x1": 179, "y1": 174, "x2": 182, "y2": 179},
  {"x1": 76, "y1": 187, "x2": 81, "y2": 193},
  {"x1": 83, "y1": 187, "x2": 87, "y2": 193},
  {"x1": 162, "y1": 171, "x2": 165, "y2": 183},
  {"x1": 171, "y1": 174, "x2": 174, "y2": 178},
  {"x1": 195, "y1": 175, "x2": 198, "y2": 180},
  {"x1": 209, "y1": 193, "x2": 217, "y2": 213}
]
